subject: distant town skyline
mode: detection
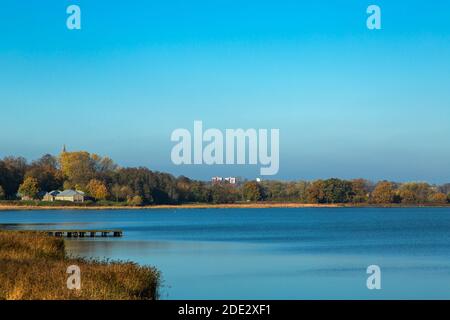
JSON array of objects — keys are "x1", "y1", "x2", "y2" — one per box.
[{"x1": 1, "y1": 1, "x2": 450, "y2": 183}]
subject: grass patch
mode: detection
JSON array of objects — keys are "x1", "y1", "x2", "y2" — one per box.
[
  {"x1": 0, "y1": 200, "x2": 145, "y2": 208},
  {"x1": 0, "y1": 231, "x2": 160, "y2": 300}
]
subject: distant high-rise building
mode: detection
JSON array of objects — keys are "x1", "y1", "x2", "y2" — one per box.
[
  {"x1": 224, "y1": 177, "x2": 237, "y2": 184},
  {"x1": 211, "y1": 176, "x2": 223, "y2": 184},
  {"x1": 212, "y1": 176, "x2": 238, "y2": 184}
]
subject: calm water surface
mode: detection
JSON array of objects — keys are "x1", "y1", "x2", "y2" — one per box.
[{"x1": 1, "y1": 207, "x2": 450, "y2": 299}]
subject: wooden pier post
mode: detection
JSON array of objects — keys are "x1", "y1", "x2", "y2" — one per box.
[{"x1": 41, "y1": 230, "x2": 123, "y2": 238}]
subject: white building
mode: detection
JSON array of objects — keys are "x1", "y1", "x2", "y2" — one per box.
[{"x1": 54, "y1": 190, "x2": 85, "y2": 203}]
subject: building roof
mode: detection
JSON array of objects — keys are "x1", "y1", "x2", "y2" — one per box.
[
  {"x1": 46, "y1": 190, "x2": 61, "y2": 196},
  {"x1": 56, "y1": 190, "x2": 85, "y2": 197}
]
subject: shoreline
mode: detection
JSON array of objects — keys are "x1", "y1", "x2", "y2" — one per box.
[{"x1": 1, "y1": 202, "x2": 450, "y2": 211}]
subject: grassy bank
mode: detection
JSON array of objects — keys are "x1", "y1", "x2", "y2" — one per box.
[
  {"x1": 1, "y1": 201, "x2": 450, "y2": 211},
  {"x1": 0, "y1": 231, "x2": 160, "y2": 300}
]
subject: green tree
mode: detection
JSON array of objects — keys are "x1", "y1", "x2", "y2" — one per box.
[{"x1": 18, "y1": 177, "x2": 40, "y2": 200}]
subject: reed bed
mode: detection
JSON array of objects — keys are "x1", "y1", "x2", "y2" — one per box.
[{"x1": 0, "y1": 231, "x2": 160, "y2": 300}]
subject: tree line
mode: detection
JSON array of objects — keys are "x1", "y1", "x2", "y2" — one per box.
[{"x1": 0, "y1": 151, "x2": 450, "y2": 205}]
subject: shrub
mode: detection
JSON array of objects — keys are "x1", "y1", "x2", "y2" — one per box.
[{"x1": 128, "y1": 195, "x2": 143, "y2": 206}]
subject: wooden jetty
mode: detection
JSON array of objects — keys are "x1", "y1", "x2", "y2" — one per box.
[{"x1": 44, "y1": 230, "x2": 123, "y2": 238}]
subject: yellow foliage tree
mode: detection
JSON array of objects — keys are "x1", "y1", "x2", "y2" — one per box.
[
  {"x1": 18, "y1": 177, "x2": 40, "y2": 200},
  {"x1": 86, "y1": 179, "x2": 109, "y2": 201},
  {"x1": 128, "y1": 195, "x2": 143, "y2": 206},
  {"x1": 370, "y1": 181, "x2": 396, "y2": 204},
  {"x1": 60, "y1": 151, "x2": 95, "y2": 188},
  {"x1": 429, "y1": 192, "x2": 448, "y2": 204}
]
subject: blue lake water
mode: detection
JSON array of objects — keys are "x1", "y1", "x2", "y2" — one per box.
[{"x1": 1, "y1": 207, "x2": 450, "y2": 299}]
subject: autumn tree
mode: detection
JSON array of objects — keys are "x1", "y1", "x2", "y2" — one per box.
[
  {"x1": 18, "y1": 177, "x2": 40, "y2": 200},
  {"x1": 60, "y1": 151, "x2": 95, "y2": 188},
  {"x1": 399, "y1": 188, "x2": 416, "y2": 204},
  {"x1": 189, "y1": 181, "x2": 211, "y2": 203},
  {"x1": 111, "y1": 184, "x2": 122, "y2": 202},
  {"x1": 25, "y1": 154, "x2": 63, "y2": 191},
  {"x1": 112, "y1": 167, "x2": 181, "y2": 205},
  {"x1": 0, "y1": 185, "x2": 5, "y2": 200},
  {"x1": 429, "y1": 192, "x2": 448, "y2": 204},
  {"x1": 284, "y1": 182, "x2": 300, "y2": 200},
  {"x1": 321, "y1": 178, "x2": 354, "y2": 203},
  {"x1": 261, "y1": 181, "x2": 309, "y2": 202},
  {"x1": 86, "y1": 179, "x2": 109, "y2": 201},
  {"x1": 351, "y1": 179, "x2": 371, "y2": 203},
  {"x1": 399, "y1": 182, "x2": 433, "y2": 204},
  {"x1": 370, "y1": 181, "x2": 396, "y2": 204},
  {"x1": 91, "y1": 153, "x2": 117, "y2": 181},
  {"x1": 210, "y1": 183, "x2": 239, "y2": 204},
  {"x1": 121, "y1": 185, "x2": 133, "y2": 201},
  {"x1": 128, "y1": 195, "x2": 143, "y2": 206},
  {"x1": 296, "y1": 181, "x2": 311, "y2": 203},
  {"x1": 0, "y1": 156, "x2": 27, "y2": 198},
  {"x1": 111, "y1": 184, "x2": 133, "y2": 202},
  {"x1": 260, "y1": 181, "x2": 284, "y2": 200},
  {"x1": 305, "y1": 179, "x2": 354, "y2": 203},
  {"x1": 306, "y1": 180, "x2": 326, "y2": 203},
  {"x1": 242, "y1": 181, "x2": 263, "y2": 201}
]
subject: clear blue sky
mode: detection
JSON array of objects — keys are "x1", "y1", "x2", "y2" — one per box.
[{"x1": 1, "y1": 1, "x2": 450, "y2": 182}]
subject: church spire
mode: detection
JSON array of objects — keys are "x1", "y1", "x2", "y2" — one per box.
[{"x1": 62, "y1": 144, "x2": 67, "y2": 153}]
